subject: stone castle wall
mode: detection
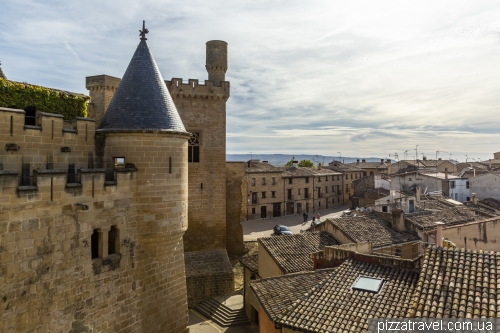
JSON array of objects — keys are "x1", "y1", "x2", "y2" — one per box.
[
  {"x1": 166, "y1": 78, "x2": 230, "y2": 252},
  {"x1": 0, "y1": 107, "x2": 190, "y2": 333},
  {"x1": 225, "y1": 162, "x2": 246, "y2": 256}
]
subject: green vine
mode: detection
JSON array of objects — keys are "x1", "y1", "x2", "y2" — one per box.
[{"x1": 0, "y1": 78, "x2": 89, "y2": 120}]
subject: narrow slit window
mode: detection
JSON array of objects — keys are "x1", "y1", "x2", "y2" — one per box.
[
  {"x1": 91, "y1": 229, "x2": 99, "y2": 259},
  {"x1": 108, "y1": 226, "x2": 119, "y2": 255}
]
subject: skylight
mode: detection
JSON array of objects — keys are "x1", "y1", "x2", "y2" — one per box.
[{"x1": 352, "y1": 276, "x2": 384, "y2": 293}]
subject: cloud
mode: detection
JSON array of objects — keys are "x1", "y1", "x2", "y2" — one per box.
[{"x1": 1, "y1": 0, "x2": 500, "y2": 160}]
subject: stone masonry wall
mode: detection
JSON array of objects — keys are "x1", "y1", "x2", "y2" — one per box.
[
  {"x1": 166, "y1": 79, "x2": 229, "y2": 252},
  {"x1": 0, "y1": 108, "x2": 190, "y2": 333},
  {"x1": 225, "y1": 162, "x2": 245, "y2": 256}
]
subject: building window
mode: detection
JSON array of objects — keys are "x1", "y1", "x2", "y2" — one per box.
[
  {"x1": 325, "y1": 186, "x2": 328, "y2": 193},
  {"x1": 251, "y1": 178, "x2": 256, "y2": 186},
  {"x1": 114, "y1": 157, "x2": 125, "y2": 167},
  {"x1": 262, "y1": 192, "x2": 266, "y2": 198},
  {"x1": 325, "y1": 176, "x2": 328, "y2": 181},
  {"x1": 108, "y1": 226, "x2": 119, "y2": 255},
  {"x1": 252, "y1": 192, "x2": 257, "y2": 204},
  {"x1": 346, "y1": 174, "x2": 348, "y2": 179},
  {"x1": 355, "y1": 174, "x2": 358, "y2": 179},
  {"x1": 351, "y1": 174, "x2": 353, "y2": 179},
  {"x1": 271, "y1": 191, "x2": 276, "y2": 198},
  {"x1": 318, "y1": 177, "x2": 321, "y2": 182},
  {"x1": 91, "y1": 229, "x2": 100, "y2": 259},
  {"x1": 467, "y1": 197, "x2": 470, "y2": 201},
  {"x1": 288, "y1": 178, "x2": 293, "y2": 184},
  {"x1": 252, "y1": 208, "x2": 255, "y2": 214},
  {"x1": 304, "y1": 188, "x2": 309, "y2": 199},
  {"x1": 318, "y1": 201, "x2": 321, "y2": 207},
  {"x1": 298, "y1": 188, "x2": 301, "y2": 195},
  {"x1": 262, "y1": 178, "x2": 266, "y2": 185},
  {"x1": 337, "y1": 176, "x2": 339, "y2": 180},
  {"x1": 305, "y1": 177, "x2": 309, "y2": 183},
  {"x1": 272, "y1": 177, "x2": 275, "y2": 185},
  {"x1": 188, "y1": 132, "x2": 200, "y2": 163},
  {"x1": 466, "y1": 181, "x2": 470, "y2": 189},
  {"x1": 287, "y1": 189, "x2": 292, "y2": 200},
  {"x1": 450, "y1": 181, "x2": 455, "y2": 188},
  {"x1": 370, "y1": 171, "x2": 374, "y2": 175},
  {"x1": 409, "y1": 178, "x2": 412, "y2": 181},
  {"x1": 346, "y1": 184, "x2": 349, "y2": 191}
]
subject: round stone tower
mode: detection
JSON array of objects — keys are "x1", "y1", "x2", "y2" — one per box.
[
  {"x1": 206, "y1": 40, "x2": 228, "y2": 82},
  {"x1": 96, "y1": 22, "x2": 190, "y2": 333}
]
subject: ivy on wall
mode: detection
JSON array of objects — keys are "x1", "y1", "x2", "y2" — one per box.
[{"x1": 0, "y1": 78, "x2": 89, "y2": 120}]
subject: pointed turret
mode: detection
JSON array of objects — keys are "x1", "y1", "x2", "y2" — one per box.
[{"x1": 97, "y1": 24, "x2": 186, "y2": 133}]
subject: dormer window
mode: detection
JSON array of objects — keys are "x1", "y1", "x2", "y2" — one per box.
[{"x1": 352, "y1": 276, "x2": 384, "y2": 293}]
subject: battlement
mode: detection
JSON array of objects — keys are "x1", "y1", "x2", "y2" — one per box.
[
  {"x1": 85, "y1": 74, "x2": 121, "y2": 91},
  {"x1": 165, "y1": 78, "x2": 230, "y2": 100}
]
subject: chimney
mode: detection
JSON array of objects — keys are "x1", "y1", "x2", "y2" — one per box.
[
  {"x1": 435, "y1": 222, "x2": 444, "y2": 247},
  {"x1": 357, "y1": 159, "x2": 360, "y2": 164},
  {"x1": 292, "y1": 160, "x2": 298, "y2": 168},
  {"x1": 423, "y1": 156, "x2": 427, "y2": 160},
  {"x1": 473, "y1": 168, "x2": 476, "y2": 177},
  {"x1": 391, "y1": 209, "x2": 405, "y2": 231},
  {"x1": 362, "y1": 159, "x2": 366, "y2": 163},
  {"x1": 416, "y1": 186, "x2": 421, "y2": 202},
  {"x1": 318, "y1": 163, "x2": 322, "y2": 170},
  {"x1": 381, "y1": 159, "x2": 384, "y2": 164},
  {"x1": 438, "y1": 157, "x2": 442, "y2": 161},
  {"x1": 472, "y1": 193, "x2": 477, "y2": 205}
]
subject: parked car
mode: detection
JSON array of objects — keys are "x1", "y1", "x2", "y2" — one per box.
[{"x1": 273, "y1": 225, "x2": 292, "y2": 235}]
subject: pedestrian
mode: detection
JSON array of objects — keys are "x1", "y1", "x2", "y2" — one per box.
[
  {"x1": 317, "y1": 213, "x2": 321, "y2": 221},
  {"x1": 312, "y1": 216, "x2": 316, "y2": 223},
  {"x1": 302, "y1": 212, "x2": 307, "y2": 222}
]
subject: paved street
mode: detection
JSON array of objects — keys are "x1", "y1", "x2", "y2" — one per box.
[{"x1": 241, "y1": 205, "x2": 350, "y2": 241}]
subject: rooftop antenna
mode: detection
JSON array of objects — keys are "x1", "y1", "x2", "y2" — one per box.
[{"x1": 139, "y1": 20, "x2": 149, "y2": 40}]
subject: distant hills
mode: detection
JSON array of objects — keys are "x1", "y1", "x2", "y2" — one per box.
[{"x1": 226, "y1": 154, "x2": 386, "y2": 167}]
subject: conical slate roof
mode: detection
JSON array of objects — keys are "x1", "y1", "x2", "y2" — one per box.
[{"x1": 97, "y1": 39, "x2": 186, "y2": 133}]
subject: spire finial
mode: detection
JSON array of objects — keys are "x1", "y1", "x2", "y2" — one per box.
[{"x1": 139, "y1": 20, "x2": 149, "y2": 40}]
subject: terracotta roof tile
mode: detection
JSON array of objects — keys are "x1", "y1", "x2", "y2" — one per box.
[
  {"x1": 408, "y1": 247, "x2": 499, "y2": 318},
  {"x1": 278, "y1": 259, "x2": 419, "y2": 331},
  {"x1": 327, "y1": 215, "x2": 420, "y2": 248},
  {"x1": 258, "y1": 232, "x2": 340, "y2": 274},
  {"x1": 250, "y1": 269, "x2": 336, "y2": 322},
  {"x1": 239, "y1": 254, "x2": 259, "y2": 273}
]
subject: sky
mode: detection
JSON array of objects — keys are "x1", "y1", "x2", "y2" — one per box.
[{"x1": 1, "y1": 0, "x2": 500, "y2": 162}]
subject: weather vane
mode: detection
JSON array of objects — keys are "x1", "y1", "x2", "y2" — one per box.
[{"x1": 139, "y1": 20, "x2": 149, "y2": 40}]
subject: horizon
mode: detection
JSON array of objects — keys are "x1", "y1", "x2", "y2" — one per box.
[{"x1": 1, "y1": 0, "x2": 499, "y2": 160}]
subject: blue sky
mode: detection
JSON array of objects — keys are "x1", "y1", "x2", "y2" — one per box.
[{"x1": 1, "y1": 0, "x2": 500, "y2": 161}]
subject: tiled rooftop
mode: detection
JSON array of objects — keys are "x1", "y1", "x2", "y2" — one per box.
[
  {"x1": 250, "y1": 269, "x2": 336, "y2": 323},
  {"x1": 327, "y1": 215, "x2": 420, "y2": 248},
  {"x1": 348, "y1": 161, "x2": 388, "y2": 169},
  {"x1": 258, "y1": 232, "x2": 340, "y2": 274},
  {"x1": 245, "y1": 160, "x2": 283, "y2": 173},
  {"x1": 239, "y1": 254, "x2": 259, "y2": 273},
  {"x1": 405, "y1": 206, "x2": 479, "y2": 229},
  {"x1": 408, "y1": 247, "x2": 500, "y2": 318},
  {"x1": 326, "y1": 162, "x2": 364, "y2": 173},
  {"x1": 279, "y1": 167, "x2": 341, "y2": 177},
  {"x1": 278, "y1": 258, "x2": 419, "y2": 332},
  {"x1": 481, "y1": 198, "x2": 500, "y2": 211}
]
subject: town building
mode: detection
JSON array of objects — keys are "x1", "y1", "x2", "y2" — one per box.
[
  {"x1": 326, "y1": 160, "x2": 364, "y2": 203},
  {"x1": 468, "y1": 172, "x2": 500, "y2": 201},
  {"x1": 244, "y1": 160, "x2": 344, "y2": 220},
  {"x1": 352, "y1": 174, "x2": 391, "y2": 208},
  {"x1": 348, "y1": 158, "x2": 390, "y2": 176},
  {"x1": 387, "y1": 158, "x2": 457, "y2": 174}
]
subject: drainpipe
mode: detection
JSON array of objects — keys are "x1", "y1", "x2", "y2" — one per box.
[{"x1": 435, "y1": 221, "x2": 444, "y2": 247}]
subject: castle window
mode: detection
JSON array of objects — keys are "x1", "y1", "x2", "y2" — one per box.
[
  {"x1": 114, "y1": 157, "x2": 125, "y2": 167},
  {"x1": 271, "y1": 191, "x2": 276, "y2": 198},
  {"x1": 24, "y1": 106, "x2": 37, "y2": 126},
  {"x1": 262, "y1": 192, "x2": 266, "y2": 198},
  {"x1": 188, "y1": 132, "x2": 200, "y2": 163},
  {"x1": 67, "y1": 164, "x2": 76, "y2": 183},
  {"x1": 91, "y1": 229, "x2": 100, "y2": 259},
  {"x1": 108, "y1": 226, "x2": 119, "y2": 255}
]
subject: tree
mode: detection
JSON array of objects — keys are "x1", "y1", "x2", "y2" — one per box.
[{"x1": 284, "y1": 159, "x2": 314, "y2": 167}]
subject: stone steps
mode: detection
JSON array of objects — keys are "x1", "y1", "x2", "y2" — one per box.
[{"x1": 194, "y1": 297, "x2": 251, "y2": 327}]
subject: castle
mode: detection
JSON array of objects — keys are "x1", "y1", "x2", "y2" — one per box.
[{"x1": 0, "y1": 23, "x2": 243, "y2": 332}]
